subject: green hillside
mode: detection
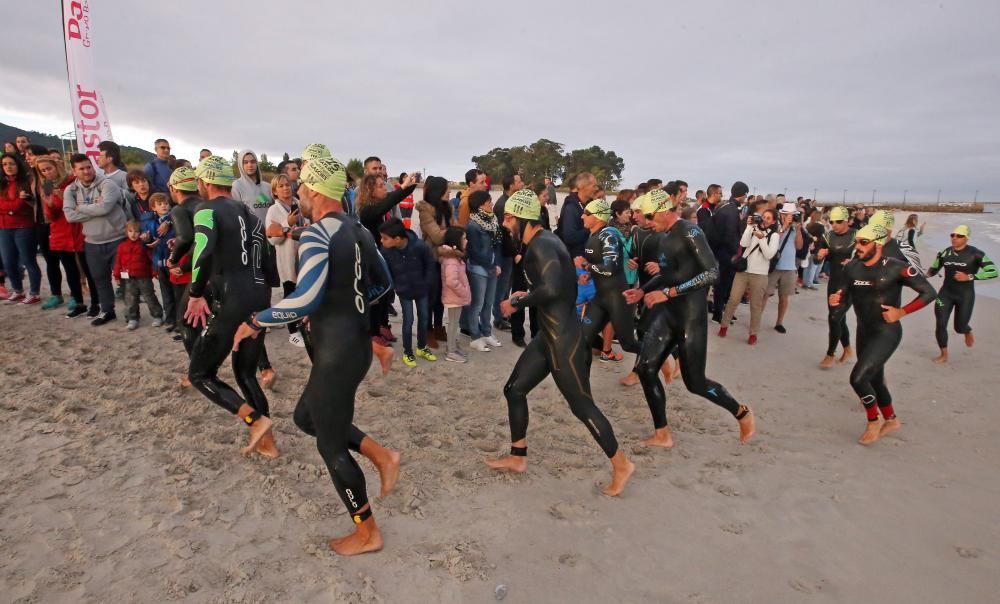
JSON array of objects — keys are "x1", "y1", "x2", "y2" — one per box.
[{"x1": 0, "y1": 121, "x2": 154, "y2": 163}]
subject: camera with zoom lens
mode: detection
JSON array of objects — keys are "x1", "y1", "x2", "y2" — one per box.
[{"x1": 752, "y1": 214, "x2": 763, "y2": 226}]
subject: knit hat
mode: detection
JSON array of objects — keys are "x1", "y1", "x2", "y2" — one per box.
[
  {"x1": 829, "y1": 206, "x2": 850, "y2": 221},
  {"x1": 870, "y1": 209, "x2": 895, "y2": 231},
  {"x1": 952, "y1": 224, "x2": 971, "y2": 239},
  {"x1": 584, "y1": 199, "x2": 612, "y2": 222},
  {"x1": 195, "y1": 156, "x2": 235, "y2": 187},
  {"x1": 856, "y1": 223, "x2": 889, "y2": 245},
  {"x1": 301, "y1": 143, "x2": 331, "y2": 163},
  {"x1": 168, "y1": 166, "x2": 199, "y2": 192},
  {"x1": 504, "y1": 188, "x2": 541, "y2": 221},
  {"x1": 637, "y1": 189, "x2": 673, "y2": 216},
  {"x1": 731, "y1": 181, "x2": 749, "y2": 198},
  {"x1": 300, "y1": 156, "x2": 347, "y2": 201}
]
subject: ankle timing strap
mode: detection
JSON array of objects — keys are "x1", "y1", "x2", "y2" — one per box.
[
  {"x1": 735, "y1": 405, "x2": 750, "y2": 420},
  {"x1": 510, "y1": 446, "x2": 527, "y2": 457},
  {"x1": 243, "y1": 410, "x2": 263, "y2": 425},
  {"x1": 352, "y1": 507, "x2": 372, "y2": 524}
]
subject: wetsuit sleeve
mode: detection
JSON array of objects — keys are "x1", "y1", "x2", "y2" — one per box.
[
  {"x1": 255, "y1": 225, "x2": 330, "y2": 327},
  {"x1": 169, "y1": 205, "x2": 194, "y2": 265},
  {"x1": 672, "y1": 226, "x2": 719, "y2": 296},
  {"x1": 587, "y1": 228, "x2": 621, "y2": 277},
  {"x1": 900, "y1": 265, "x2": 937, "y2": 315},
  {"x1": 973, "y1": 252, "x2": 997, "y2": 280},
  {"x1": 927, "y1": 250, "x2": 944, "y2": 276},
  {"x1": 188, "y1": 207, "x2": 217, "y2": 298}
]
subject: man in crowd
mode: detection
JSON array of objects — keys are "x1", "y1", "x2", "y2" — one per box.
[
  {"x1": 492, "y1": 173, "x2": 524, "y2": 330},
  {"x1": 199, "y1": 149, "x2": 212, "y2": 160},
  {"x1": 145, "y1": 138, "x2": 173, "y2": 193},
  {"x1": 763, "y1": 202, "x2": 804, "y2": 333},
  {"x1": 709, "y1": 181, "x2": 747, "y2": 324},
  {"x1": 457, "y1": 168, "x2": 488, "y2": 226},
  {"x1": 557, "y1": 172, "x2": 596, "y2": 259},
  {"x1": 544, "y1": 176, "x2": 558, "y2": 208},
  {"x1": 97, "y1": 141, "x2": 128, "y2": 190}
]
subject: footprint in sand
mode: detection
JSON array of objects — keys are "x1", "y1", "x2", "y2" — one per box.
[
  {"x1": 955, "y1": 546, "x2": 982, "y2": 559},
  {"x1": 788, "y1": 578, "x2": 826, "y2": 594}
]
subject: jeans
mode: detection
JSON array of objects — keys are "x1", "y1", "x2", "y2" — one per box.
[
  {"x1": 446, "y1": 306, "x2": 463, "y2": 354},
  {"x1": 0, "y1": 227, "x2": 42, "y2": 294},
  {"x1": 85, "y1": 238, "x2": 123, "y2": 313},
  {"x1": 156, "y1": 267, "x2": 176, "y2": 326},
  {"x1": 467, "y1": 268, "x2": 497, "y2": 339},
  {"x1": 124, "y1": 277, "x2": 163, "y2": 321},
  {"x1": 493, "y1": 256, "x2": 513, "y2": 322},
  {"x1": 802, "y1": 257, "x2": 822, "y2": 287},
  {"x1": 399, "y1": 295, "x2": 429, "y2": 355}
]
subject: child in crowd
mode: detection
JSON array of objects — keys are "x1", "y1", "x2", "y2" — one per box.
[
  {"x1": 147, "y1": 193, "x2": 177, "y2": 331},
  {"x1": 439, "y1": 226, "x2": 471, "y2": 362},
  {"x1": 379, "y1": 218, "x2": 438, "y2": 367},
  {"x1": 113, "y1": 220, "x2": 163, "y2": 330}
]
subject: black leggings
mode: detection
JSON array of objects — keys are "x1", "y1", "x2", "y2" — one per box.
[
  {"x1": 827, "y1": 302, "x2": 852, "y2": 356},
  {"x1": 37, "y1": 225, "x2": 62, "y2": 296},
  {"x1": 849, "y1": 324, "x2": 901, "y2": 414},
  {"x1": 428, "y1": 262, "x2": 444, "y2": 330},
  {"x1": 52, "y1": 250, "x2": 84, "y2": 304},
  {"x1": 503, "y1": 331, "x2": 619, "y2": 458},
  {"x1": 583, "y1": 287, "x2": 640, "y2": 353},
  {"x1": 636, "y1": 300, "x2": 741, "y2": 429},
  {"x1": 934, "y1": 287, "x2": 974, "y2": 348}
]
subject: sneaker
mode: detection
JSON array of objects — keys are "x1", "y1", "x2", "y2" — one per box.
[
  {"x1": 87, "y1": 305, "x2": 100, "y2": 318},
  {"x1": 20, "y1": 294, "x2": 41, "y2": 305},
  {"x1": 446, "y1": 351, "x2": 467, "y2": 363},
  {"x1": 151, "y1": 318, "x2": 164, "y2": 327},
  {"x1": 6, "y1": 291, "x2": 25, "y2": 303},
  {"x1": 494, "y1": 320, "x2": 512, "y2": 331},
  {"x1": 66, "y1": 305, "x2": 88, "y2": 319},
  {"x1": 718, "y1": 326, "x2": 728, "y2": 338},
  {"x1": 91, "y1": 311, "x2": 117, "y2": 326},
  {"x1": 402, "y1": 354, "x2": 417, "y2": 367},
  {"x1": 127, "y1": 319, "x2": 139, "y2": 330},
  {"x1": 774, "y1": 324, "x2": 787, "y2": 334},
  {"x1": 288, "y1": 332, "x2": 305, "y2": 348},
  {"x1": 710, "y1": 315, "x2": 722, "y2": 324},
  {"x1": 415, "y1": 346, "x2": 437, "y2": 361},
  {"x1": 470, "y1": 338, "x2": 492, "y2": 352},
  {"x1": 484, "y1": 334, "x2": 502, "y2": 348},
  {"x1": 748, "y1": 334, "x2": 758, "y2": 345},
  {"x1": 41, "y1": 295, "x2": 64, "y2": 310}
]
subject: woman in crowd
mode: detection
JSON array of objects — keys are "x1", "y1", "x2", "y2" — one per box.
[
  {"x1": 265, "y1": 174, "x2": 306, "y2": 347},
  {"x1": 719, "y1": 208, "x2": 779, "y2": 345},
  {"x1": 416, "y1": 175, "x2": 457, "y2": 348},
  {"x1": 896, "y1": 213, "x2": 925, "y2": 272},
  {"x1": 0, "y1": 152, "x2": 42, "y2": 304},
  {"x1": 464, "y1": 190, "x2": 502, "y2": 352}
]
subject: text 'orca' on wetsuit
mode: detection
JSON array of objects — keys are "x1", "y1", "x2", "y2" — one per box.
[
  {"x1": 582, "y1": 226, "x2": 640, "y2": 353},
  {"x1": 928, "y1": 245, "x2": 997, "y2": 348},
  {"x1": 817, "y1": 227, "x2": 857, "y2": 356}
]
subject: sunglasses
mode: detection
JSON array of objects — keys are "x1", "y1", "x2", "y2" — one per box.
[
  {"x1": 832, "y1": 220, "x2": 846, "y2": 224},
  {"x1": 951, "y1": 234, "x2": 967, "y2": 239},
  {"x1": 583, "y1": 211, "x2": 593, "y2": 216},
  {"x1": 855, "y1": 238, "x2": 873, "y2": 246}
]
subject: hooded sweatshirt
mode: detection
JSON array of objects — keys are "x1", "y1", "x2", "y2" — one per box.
[
  {"x1": 62, "y1": 173, "x2": 128, "y2": 245},
  {"x1": 231, "y1": 149, "x2": 273, "y2": 224}
]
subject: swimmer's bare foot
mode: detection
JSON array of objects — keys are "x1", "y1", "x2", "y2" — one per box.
[
  {"x1": 620, "y1": 372, "x2": 640, "y2": 387},
  {"x1": 602, "y1": 450, "x2": 634, "y2": 497},
  {"x1": 879, "y1": 417, "x2": 901, "y2": 438},
  {"x1": 360, "y1": 437, "x2": 401, "y2": 497},
  {"x1": 254, "y1": 432, "x2": 280, "y2": 459},
  {"x1": 329, "y1": 515, "x2": 383, "y2": 556},
  {"x1": 372, "y1": 342, "x2": 392, "y2": 375},
  {"x1": 838, "y1": 347, "x2": 854, "y2": 364},
  {"x1": 965, "y1": 331, "x2": 974, "y2": 347},
  {"x1": 932, "y1": 348, "x2": 949, "y2": 364},
  {"x1": 737, "y1": 406, "x2": 755, "y2": 444},
  {"x1": 641, "y1": 427, "x2": 674, "y2": 449},
  {"x1": 259, "y1": 368, "x2": 277, "y2": 390},
  {"x1": 660, "y1": 359, "x2": 674, "y2": 384},
  {"x1": 858, "y1": 420, "x2": 883, "y2": 445},
  {"x1": 237, "y1": 404, "x2": 273, "y2": 454},
  {"x1": 179, "y1": 375, "x2": 192, "y2": 387},
  {"x1": 485, "y1": 455, "x2": 527, "y2": 473},
  {"x1": 819, "y1": 354, "x2": 836, "y2": 369}
]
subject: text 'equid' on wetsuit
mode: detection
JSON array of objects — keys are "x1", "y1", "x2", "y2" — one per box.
[
  {"x1": 817, "y1": 227, "x2": 856, "y2": 356},
  {"x1": 505, "y1": 230, "x2": 620, "y2": 458},
  {"x1": 637, "y1": 220, "x2": 745, "y2": 427},
  {"x1": 836, "y1": 257, "x2": 937, "y2": 420},
  {"x1": 928, "y1": 245, "x2": 997, "y2": 348},
  {"x1": 253, "y1": 213, "x2": 392, "y2": 523},
  {"x1": 581, "y1": 226, "x2": 640, "y2": 353}
]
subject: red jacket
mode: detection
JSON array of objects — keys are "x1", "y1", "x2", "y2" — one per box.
[
  {"x1": 168, "y1": 252, "x2": 192, "y2": 285},
  {"x1": 113, "y1": 238, "x2": 154, "y2": 280},
  {"x1": 42, "y1": 176, "x2": 85, "y2": 252},
  {"x1": 0, "y1": 181, "x2": 34, "y2": 229}
]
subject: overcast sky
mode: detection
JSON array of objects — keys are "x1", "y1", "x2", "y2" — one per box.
[{"x1": 2, "y1": 0, "x2": 998, "y2": 202}]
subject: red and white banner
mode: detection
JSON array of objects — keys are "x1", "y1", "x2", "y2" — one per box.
[{"x1": 62, "y1": 0, "x2": 114, "y2": 166}]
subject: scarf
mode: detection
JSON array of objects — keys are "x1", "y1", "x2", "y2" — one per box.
[{"x1": 471, "y1": 209, "x2": 502, "y2": 248}]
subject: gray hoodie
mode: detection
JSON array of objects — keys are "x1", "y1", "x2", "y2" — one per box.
[
  {"x1": 231, "y1": 149, "x2": 273, "y2": 224},
  {"x1": 62, "y1": 173, "x2": 128, "y2": 245}
]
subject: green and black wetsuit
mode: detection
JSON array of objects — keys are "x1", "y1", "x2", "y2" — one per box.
[{"x1": 928, "y1": 245, "x2": 997, "y2": 348}]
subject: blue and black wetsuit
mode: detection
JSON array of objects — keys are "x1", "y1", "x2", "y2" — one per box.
[
  {"x1": 928, "y1": 245, "x2": 997, "y2": 348},
  {"x1": 581, "y1": 226, "x2": 640, "y2": 353}
]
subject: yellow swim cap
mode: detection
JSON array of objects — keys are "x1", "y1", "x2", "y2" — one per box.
[
  {"x1": 637, "y1": 189, "x2": 673, "y2": 216},
  {"x1": 195, "y1": 156, "x2": 235, "y2": 187},
  {"x1": 168, "y1": 167, "x2": 198, "y2": 192},
  {"x1": 952, "y1": 224, "x2": 971, "y2": 239},
  {"x1": 301, "y1": 143, "x2": 331, "y2": 163},
  {"x1": 829, "y1": 206, "x2": 849, "y2": 222},
  {"x1": 870, "y1": 209, "x2": 895, "y2": 231},
  {"x1": 856, "y1": 223, "x2": 889, "y2": 244},
  {"x1": 585, "y1": 199, "x2": 612, "y2": 222},
  {"x1": 505, "y1": 188, "x2": 541, "y2": 221},
  {"x1": 301, "y1": 156, "x2": 347, "y2": 201}
]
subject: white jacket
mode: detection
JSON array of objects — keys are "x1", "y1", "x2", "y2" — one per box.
[
  {"x1": 265, "y1": 200, "x2": 301, "y2": 284},
  {"x1": 739, "y1": 226, "x2": 779, "y2": 275}
]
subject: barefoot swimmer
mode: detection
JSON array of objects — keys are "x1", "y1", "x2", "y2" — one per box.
[
  {"x1": 623, "y1": 192, "x2": 755, "y2": 448},
  {"x1": 927, "y1": 225, "x2": 996, "y2": 363},
  {"x1": 489, "y1": 189, "x2": 634, "y2": 497},
  {"x1": 184, "y1": 156, "x2": 276, "y2": 456},
  {"x1": 815, "y1": 206, "x2": 856, "y2": 369},
  {"x1": 233, "y1": 156, "x2": 394, "y2": 555},
  {"x1": 828, "y1": 224, "x2": 937, "y2": 445}
]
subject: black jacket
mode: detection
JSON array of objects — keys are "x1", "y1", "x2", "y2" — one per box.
[
  {"x1": 556, "y1": 193, "x2": 588, "y2": 258},
  {"x1": 380, "y1": 230, "x2": 435, "y2": 299},
  {"x1": 358, "y1": 184, "x2": 417, "y2": 246},
  {"x1": 711, "y1": 198, "x2": 742, "y2": 262}
]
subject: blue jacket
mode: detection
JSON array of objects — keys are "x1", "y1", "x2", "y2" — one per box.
[
  {"x1": 144, "y1": 158, "x2": 172, "y2": 194},
  {"x1": 151, "y1": 214, "x2": 174, "y2": 269},
  {"x1": 465, "y1": 219, "x2": 499, "y2": 274},
  {"x1": 380, "y1": 230, "x2": 435, "y2": 299},
  {"x1": 557, "y1": 193, "x2": 588, "y2": 258}
]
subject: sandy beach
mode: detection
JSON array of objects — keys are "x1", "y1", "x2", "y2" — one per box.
[{"x1": 2, "y1": 257, "x2": 999, "y2": 603}]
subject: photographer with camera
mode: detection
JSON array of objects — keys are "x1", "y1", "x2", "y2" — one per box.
[
  {"x1": 266, "y1": 173, "x2": 307, "y2": 347},
  {"x1": 719, "y1": 209, "x2": 779, "y2": 344},
  {"x1": 762, "y1": 202, "x2": 804, "y2": 334}
]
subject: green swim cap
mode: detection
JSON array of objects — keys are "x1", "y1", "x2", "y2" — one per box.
[
  {"x1": 856, "y1": 223, "x2": 889, "y2": 245},
  {"x1": 585, "y1": 199, "x2": 612, "y2": 222},
  {"x1": 301, "y1": 143, "x2": 331, "y2": 163},
  {"x1": 195, "y1": 156, "x2": 235, "y2": 187},
  {"x1": 637, "y1": 189, "x2": 673, "y2": 216},
  {"x1": 504, "y1": 188, "x2": 541, "y2": 221},
  {"x1": 952, "y1": 224, "x2": 971, "y2": 239},
  {"x1": 301, "y1": 156, "x2": 347, "y2": 201},
  {"x1": 168, "y1": 167, "x2": 198, "y2": 192},
  {"x1": 870, "y1": 209, "x2": 895, "y2": 231},
  {"x1": 829, "y1": 206, "x2": 849, "y2": 222}
]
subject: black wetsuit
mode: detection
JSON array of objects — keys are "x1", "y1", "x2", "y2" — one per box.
[
  {"x1": 637, "y1": 219, "x2": 743, "y2": 429},
  {"x1": 504, "y1": 230, "x2": 620, "y2": 458},
  {"x1": 581, "y1": 226, "x2": 640, "y2": 353},
  {"x1": 817, "y1": 228, "x2": 856, "y2": 356},
  {"x1": 187, "y1": 197, "x2": 272, "y2": 419},
  {"x1": 168, "y1": 196, "x2": 201, "y2": 355},
  {"x1": 835, "y1": 256, "x2": 936, "y2": 420},
  {"x1": 255, "y1": 213, "x2": 392, "y2": 522},
  {"x1": 928, "y1": 245, "x2": 997, "y2": 348},
  {"x1": 881, "y1": 237, "x2": 908, "y2": 264}
]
